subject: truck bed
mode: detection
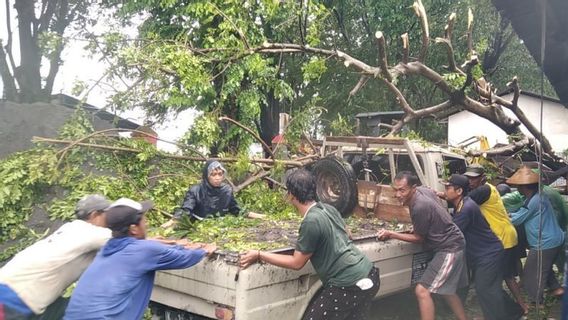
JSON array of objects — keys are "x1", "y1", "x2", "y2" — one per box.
[{"x1": 151, "y1": 234, "x2": 429, "y2": 319}]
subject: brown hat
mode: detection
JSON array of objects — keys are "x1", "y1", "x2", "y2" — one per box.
[{"x1": 506, "y1": 166, "x2": 540, "y2": 185}]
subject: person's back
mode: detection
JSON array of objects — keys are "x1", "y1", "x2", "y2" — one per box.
[
  {"x1": 64, "y1": 198, "x2": 214, "y2": 320},
  {"x1": 64, "y1": 238, "x2": 206, "y2": 319},
  {"x1": 410, "y1": 186, "x2": 465, "y2": 253},
  {"x1": 300, "y1": 202, "x2": 372, "y2": 286},
  {"x1": 470, "y1": 183, "x2": 518, "y2": 249},
  {"x1": 454, "y1": 197, "x2": 503, "y2": 265},
  {"x1": 0, "y1": 195, "x2": 111, "y2": 317}
]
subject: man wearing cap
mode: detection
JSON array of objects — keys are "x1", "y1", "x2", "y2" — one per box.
[
  {"x1": 64, "y1": 198, "x2": 216, "y2": 320},
  {"x1": 463, "y1": 164, "x2": 526, "y2": 311},
  {"x1": 162, "y1": 160, "x2": 241, "y2": 228},
  {"x1": 377, "y1": 171, "x2": 467, "y2": 320},
  {"x1": 444, "y1": 174, "x2": 524, "y2": 320},
  {"x1": 0, "y1": 194, "x2": 111, "y2": 319},
  {"x1": 507, "y1": 166, "x2": 565, "y2": 303}
]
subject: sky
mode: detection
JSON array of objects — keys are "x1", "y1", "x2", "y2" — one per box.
[{"x1": 0, "y1": 3, "x2": 196, "y2": 152}]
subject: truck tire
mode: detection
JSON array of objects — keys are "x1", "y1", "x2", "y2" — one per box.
[{"x1": 311, "y1": 156, "x2": 358, "y2": 218}]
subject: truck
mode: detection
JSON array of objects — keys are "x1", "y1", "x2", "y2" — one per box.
[{"x1": 150, "y1": 136, "x2": 467, "y2": 320}]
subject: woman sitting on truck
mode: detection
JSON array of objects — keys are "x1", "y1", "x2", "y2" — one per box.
[
  {"x1": 239, "y1": 169, "x2": 380, "y2": 320},
  {"x1": 162, "y1": 160, "x2": 241, "y2": 227}
]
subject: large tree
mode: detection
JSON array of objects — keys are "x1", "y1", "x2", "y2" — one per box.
[
  {"x1": 96, "y1": 0, "x2": 560, "y2": 164},
  {"x1": 0, "y1": 0, "x2": 97, "y2": 102}
]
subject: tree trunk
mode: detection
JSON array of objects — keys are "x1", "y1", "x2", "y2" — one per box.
[
  {"x1": 258, "y1": 90, "x2": 281, "y2": 158},
  {"x1": 15, "y1": 0, "x2": 43, "y2": 102},
  {"x1": 0, "y1": 45, "x2": 17, "y2": 100}
]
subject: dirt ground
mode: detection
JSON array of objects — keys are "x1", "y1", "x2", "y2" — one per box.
[{"x1": 368, "y1": 287, "x2": 563, "y2": 320}]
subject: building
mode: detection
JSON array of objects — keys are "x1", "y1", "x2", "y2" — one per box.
[{"x1": 448, "y1": 91, "x2": 568, "y2": 155}]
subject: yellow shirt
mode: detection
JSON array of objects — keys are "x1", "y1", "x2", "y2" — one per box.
[{"x1": 479, "y1": 184, "x2": 518, "y2": 249}]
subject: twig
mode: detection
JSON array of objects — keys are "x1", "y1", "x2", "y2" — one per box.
[
  {"x1": 349, "y1": 75, "x2": 370, "y2": 97},
  {"x1": 33, "y1": 136, "x2": 311, "y2": 167},
  {"x1": 374, "y1": 31, "x2": 392, "y2": 81},
  {"x1": 210, "y1": 3, "x2": 250, "y2": 49},
  {"x1": 413, "y1": 0, "x2": 430, "y2": 62},
  {"x1": 467, "y1": 8, "x2": 474, "y2": 55},
  {"x1": 233, "y1": 170, "x2": 271, "y2": 193},
  {"x1": 219, "y1": 116, "x2": 275, "y2": 159},
  {"x1": 401, "y1": 33, "x2": 409, "y2": 64}
]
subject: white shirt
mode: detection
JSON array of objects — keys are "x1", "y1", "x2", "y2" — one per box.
[{"x1": 0, "y1": 220, "x2": 111, "y2": 314}]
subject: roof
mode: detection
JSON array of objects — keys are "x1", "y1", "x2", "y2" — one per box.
[
  {"x1": 355, "y1": 110, "x2": 404, "y2": 119},
  {"x1": 52, "y1": 94, "x2": 140, "y2": 129}
]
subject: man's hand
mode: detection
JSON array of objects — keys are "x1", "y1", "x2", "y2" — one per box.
[
  {"x1": 239, "y1": 250, "x2": 261, "y2": 269},
  {"x1": 377, "y1": 229, "x2": 392, "y2": 241},
  {"x1": 200, "y1": 244, "x2": 217, "y2": 257},
  {"x1": 161, "y1": 219, "x2": 177, "y2": 229}
]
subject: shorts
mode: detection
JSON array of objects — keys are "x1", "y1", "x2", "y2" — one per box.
[
  {"x1": 502, "y1": 246, "x2": 522, "y2": 279},
  {"x1": 419, "y1": 250, "x2": 468, "y2": 295}
]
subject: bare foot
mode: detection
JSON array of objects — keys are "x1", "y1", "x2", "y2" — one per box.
[{"x1": 551, "y1": 287, "x2": 564, "y2": 297}]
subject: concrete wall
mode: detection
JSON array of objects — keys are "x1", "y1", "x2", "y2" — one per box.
[
  {"x1": 448, "y1": 93, "x2": 568, "y2": 154},
  {"x1": 0, "y1": 101, "x2": 123, "y2": 159}
]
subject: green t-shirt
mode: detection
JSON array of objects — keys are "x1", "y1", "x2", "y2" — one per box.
[{"x1": 296, "y1": 202, "x2": 373, "y2": 287}]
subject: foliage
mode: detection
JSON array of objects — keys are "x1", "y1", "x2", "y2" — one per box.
[{"x1": 329, "y1": 114, "x2": 354, "y2": 136}]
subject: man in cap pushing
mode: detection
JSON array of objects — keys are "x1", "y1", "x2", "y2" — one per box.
[
  {"x1": 0, "y1": 194, "x2": 112, "y2": 319},
  {"x1": 444, "y1": 174, "x2": 524, "y2": 320},
  {"x1": 64, "y1": 198, "x2": 216, "y2": 320},
  {"x1": 463, "y1": 164, "x2": 526, "y2": 313}
]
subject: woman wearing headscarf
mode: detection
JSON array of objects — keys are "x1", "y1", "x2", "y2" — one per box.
[{"x1": 162, "y1": 160, "x2": 241, "y2": 228}]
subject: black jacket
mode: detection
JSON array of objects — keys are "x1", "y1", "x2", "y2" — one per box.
[{"x1": 175, "y1": 161, "x2": 241, "y2": 220}]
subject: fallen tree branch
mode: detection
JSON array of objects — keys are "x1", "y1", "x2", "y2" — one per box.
[
  {"x1": 33, "y1": 136, "x2": 311, "y2": 167},
  {"x1": 219, "y1": 116, "x2": 275, "y2": 159},
  {"x1": 233, "y1": 170, "x2": 271, "y2": 193}
]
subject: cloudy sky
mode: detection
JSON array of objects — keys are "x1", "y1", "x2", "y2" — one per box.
[{"x1": 0, "y1": 4, "x2": 196, "y2": 152}]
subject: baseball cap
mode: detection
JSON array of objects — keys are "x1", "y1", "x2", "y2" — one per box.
[
  {"x1": 463, "y1": 164, "x2": 485, "y2": 177},
  {"x1": 441, "y1": 174, "x2": 470, "y2": 192},
  {"x1": 105, "y1": 198, "x2": 154, "y2": 232},
  {"x1": 75, "y1": 194, "x2": 111, "y2": 219}
]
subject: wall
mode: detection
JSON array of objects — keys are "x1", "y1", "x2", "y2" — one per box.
[
  {"x1": 448, "y1": 93, "x2": 568, "y2": 154},
  {"x1": 0, "y1": 101, "x2": 123, "y2": 159}
]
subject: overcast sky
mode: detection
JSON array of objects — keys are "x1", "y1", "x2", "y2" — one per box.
[{"x1": 0, "y1": 3, "x2": 196, "y2": 152}]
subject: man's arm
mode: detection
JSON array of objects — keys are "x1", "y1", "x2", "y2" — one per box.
[
  {"x1": 239, "y1": 249, "x2": 312, "y2": 270},
  {"x1": 377, "y1": 229, "x2": 424, "y2": 244},
  {"x1": 147, "y1": 241, "x2": 216, "y2": 271},
  {"x1": 469, "y1": 184, "x2": 491, "y2": 205}
]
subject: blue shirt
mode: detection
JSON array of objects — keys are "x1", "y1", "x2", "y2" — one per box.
[
  {"x1": 0, "y1": 283, "x2": 33, "y2": 315},
  {"x1": 510, "y1": 192, "x2": 564, "y2": 250},
  {"x1": 452, "y1": 198, "x2": 503, "y2": 266},
  {"x1": 64, "y1": 237, "x2": 206, "y2": 320}
]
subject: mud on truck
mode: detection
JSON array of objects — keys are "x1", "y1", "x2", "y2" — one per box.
[{"x1": 150, "y1": 136, "x2": 467, "y2": 320}]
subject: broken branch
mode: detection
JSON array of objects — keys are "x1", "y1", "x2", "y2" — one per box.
[{"x1": 219, "y1": 116, "x2": 275, "y2": 159}]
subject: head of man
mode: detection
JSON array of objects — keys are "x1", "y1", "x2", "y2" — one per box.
[
  {"x1": 285, "y1": 169, "x2": 317, "y2": 208},
  {"x1": 463, "y1": 164, "x2": 486, "y2": 190},
  {"x1": 105, "y1": 198, "x2": 154, "y2": 239},
  {"x1": 393, "y1": 171, "x2": 419, "y2": 206},
  {"x1": 75, "y1": 194, "x2": 111, "y2": 227},
  {"x1": 443, "y1": 174, "x2": 469, "y2": 205},
  {"x1": 506, "y1": 166, "x2": 540, "y2": 198},
  {"x1": 204, "y1": 161, "x2": 226, "y2": 188}
]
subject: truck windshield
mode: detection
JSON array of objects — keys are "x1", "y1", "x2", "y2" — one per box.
[{"x1": 344, "y1": 153, "x2": 424, "y2": 185}]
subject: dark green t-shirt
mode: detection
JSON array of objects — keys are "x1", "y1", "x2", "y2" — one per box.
[{"x1": 296, "y1": 202, "x2": 373, "y2": 287}]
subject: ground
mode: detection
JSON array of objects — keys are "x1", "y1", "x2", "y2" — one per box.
[{"x1": 369, "y1": 285, "x2": 563, "y2": 320}]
